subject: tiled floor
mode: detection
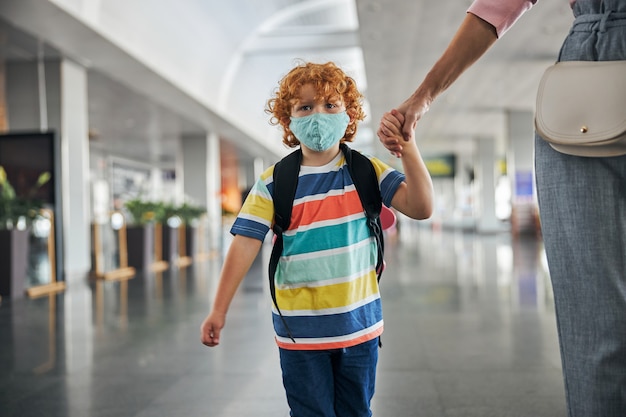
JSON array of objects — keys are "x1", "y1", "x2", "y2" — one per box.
[{"x1": 0, "y1": 223, "x2": 567, "y2": 417}]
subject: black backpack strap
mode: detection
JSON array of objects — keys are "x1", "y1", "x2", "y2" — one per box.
[
  {"x1": 340, "y1": 143, "x2": 385, "y2": 280},
  {"x1": 268, "y1": 148, "x2": 301, "y2": 343}
]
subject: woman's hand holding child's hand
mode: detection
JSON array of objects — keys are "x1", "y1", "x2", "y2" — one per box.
[{"x1": 378, "y1": 109, "x2": 409, "y2": 157}]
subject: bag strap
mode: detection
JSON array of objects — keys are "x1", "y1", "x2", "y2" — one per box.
[
  {"x1": 268, "y1": 148, "x2": 301, "y2": 343},
  {"x1": 340, "y1": 143, "x2": 385, "y2": 348},
  {"x1": 340, "y1": 143, "x2": 385, "y2": 280}
]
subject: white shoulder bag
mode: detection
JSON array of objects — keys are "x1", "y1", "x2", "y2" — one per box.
[{"x1": 534, "y1": 60, "x2": 626, "y2": 157}]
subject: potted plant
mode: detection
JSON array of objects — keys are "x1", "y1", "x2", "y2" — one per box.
[
  {"x1": 177, "y1": 202, "x2": 206, "y2": 227},
  {"x1": 123, "y1": 198, "x2": 163, "y2": 271},
  {"x1": 124, "y1": 198, "x2": 160, "y2": 226},
  {"x1": 0, "y1": 166, "x2": 51, "y2": 298},
  {"x1": 0, "y1": 166, "x2": 50, "y2": 229},
  {"x1": 123, "y1": 200, "x2": 206, "y2": 269}
]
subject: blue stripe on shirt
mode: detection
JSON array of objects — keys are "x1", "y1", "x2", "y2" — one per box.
[{"x1": 273, "y1": 297, "x2": 383, "y2": 339}]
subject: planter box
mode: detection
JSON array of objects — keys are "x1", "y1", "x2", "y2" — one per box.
[
  {"x1": 126, "y1": 224, "x2": 155, "y2": 271},
  {"x1": 0, "y1": 229, "x2": 29, "y2": 298},
  {"x1": 161, "y1": 225, "x2": 178, "y2": 265},
  {"x1": 184, "y1": 225, "x2": 198, "y2": 259}
]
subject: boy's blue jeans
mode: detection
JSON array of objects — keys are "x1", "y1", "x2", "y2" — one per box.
[{"x1": 279, "y1": 338, "x2": 378, "y2": 417}]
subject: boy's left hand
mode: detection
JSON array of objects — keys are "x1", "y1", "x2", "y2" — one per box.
[{"x1": 378, "y1": 109, "x2": 407, "y2": 157}]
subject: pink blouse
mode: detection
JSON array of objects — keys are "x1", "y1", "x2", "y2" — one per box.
[{"x1": 468, "y1": 0, "x2": 576, "y2": 38}]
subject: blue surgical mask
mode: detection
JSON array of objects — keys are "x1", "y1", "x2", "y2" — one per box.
[{"x1": 289, "y1": 112, "x2": 350, "y2": 152}]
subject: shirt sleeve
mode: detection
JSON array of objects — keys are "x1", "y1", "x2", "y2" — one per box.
[
  {"x1": 230, "y1": 166, "x2": 275, "y2": 241},
  {"x1": 467, "y1": 0, "x2": 537, "y2": 38},
  {"x1": 368, "y1": 157, "x2": 406, "y2": 207}
]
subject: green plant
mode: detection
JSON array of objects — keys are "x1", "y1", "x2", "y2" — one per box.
[
  {"x1": 177, "y1": 202, "x2": 206, "y2": 226},
  {"x1": 0, "y1": 166, "x2": 51, "y2": 230},
  {"x1": 123, "y1": 199, "x2": 206, "y2": 227},
  {"x1": 124, "y1": 198, "x2": 162, "y2": 226},
  {"x1": 157, "y1": 202, "x2": 179, "y2": 224}
]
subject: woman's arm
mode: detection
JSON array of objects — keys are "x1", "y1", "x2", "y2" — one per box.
[{"x1": 378, "y1": 13, "x2": 498, "y2": 154}]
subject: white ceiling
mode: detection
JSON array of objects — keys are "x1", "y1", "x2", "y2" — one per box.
[
  {"x1": 357, "y1": 0, "x2": 573, "y2": 155},
  {"x1": 0, "y1": 0, "x2": 575, "y2": 167}
]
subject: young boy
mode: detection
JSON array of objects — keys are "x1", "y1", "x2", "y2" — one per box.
[{"x1": 200, "y1": 61, "x2": 433, "y2": 416}]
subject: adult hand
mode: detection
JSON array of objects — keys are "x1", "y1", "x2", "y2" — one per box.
[
  {"x1": 396, "y1": 91, "x2": 432, "y2": 143},
  {"x1": 378, "y1": 94, "x2": 431, "y2": 157}
]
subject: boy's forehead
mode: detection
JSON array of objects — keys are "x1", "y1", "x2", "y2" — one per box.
[
  {"x1": 294, "y1": 84, "x2": 316, "y2": 98},
  {"x1": 292, "y1": 83, "x2": 340, "y2": 101}
]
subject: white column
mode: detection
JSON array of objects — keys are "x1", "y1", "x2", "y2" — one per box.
[
  {"x1": 60, "y1": 59, "x2": 91, "y2": 279},
  {"x1": 507, "y1": 110, "x2": 538, "y2": 235},
  {"x1": 475, "y1": 137, "x2": 501, "y2": 233},
  {"x1": 182, "y1": 134, "x2": 208, "y2": 205},
  {"x1": 206, "y1": 133, "x2": 222, "y2": 251},
  {"x1": 181, "y1": 132, "x2": 222, "y2": 252},
  {"x1": 150, "y1": 167, "x2": 163, "y2": 201}
]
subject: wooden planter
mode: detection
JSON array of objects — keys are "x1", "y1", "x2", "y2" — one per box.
[
  {"x1": 176, "y1": 225, "x2": 195, "y2": 268},
  {"x1": 160, "y1": 224, "x2": 198, "y2": 268},
  {"x1": 91, "y1": 212, "x2": 135, "y2": 281},
  {"x1": 0, "y1": 229, "x2": 29, "y2": 298}
]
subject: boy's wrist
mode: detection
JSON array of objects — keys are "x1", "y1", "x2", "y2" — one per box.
[
  {"x1": 399, "y1": 140, "x2": 418, "y2": 158},
  {"x1": 210, "y1": 307, "x2": 228, "y2": 317}
]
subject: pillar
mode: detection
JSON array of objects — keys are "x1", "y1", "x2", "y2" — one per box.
[
  {"x1": 475, "y1": 137, "x2": 501, "y2": 233},
  {"x1": 506, "y1": 110, "x2": 538, "y2": 235},
  {"x1": 6, "y1": 58, "x2": 91, "y2": 281},
  {"x1": 59, "y1": 59, "x2": 91, "y2": 279},
  {"x1": 181, "y1": 132, "x2": 222, "y2": 252}
]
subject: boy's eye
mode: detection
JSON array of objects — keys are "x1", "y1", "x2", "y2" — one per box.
[{"x1": 299, "y1": 105, "x2": 312, "y2": 111}]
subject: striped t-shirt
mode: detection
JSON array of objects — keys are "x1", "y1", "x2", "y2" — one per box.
[{"x1": 231, "y1": 150, "x2": 405, "y2": 350}]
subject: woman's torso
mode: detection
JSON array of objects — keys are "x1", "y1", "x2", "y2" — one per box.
[{"x1": 560, "y1": 0, "x2": 626, "y2": 61}]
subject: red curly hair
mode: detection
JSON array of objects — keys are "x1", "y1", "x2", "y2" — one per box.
[{"x1": 266, "y1": 61, "x2": 366, "y2": 148}]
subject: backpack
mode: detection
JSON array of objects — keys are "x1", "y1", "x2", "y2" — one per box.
[{"x1": 268, "y1": 143, "x2": 384, "y2": 343}]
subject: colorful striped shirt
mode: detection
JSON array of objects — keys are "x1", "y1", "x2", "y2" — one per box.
[{"x1": 231, "y1": 150, "x2": 405, "y2": 350}]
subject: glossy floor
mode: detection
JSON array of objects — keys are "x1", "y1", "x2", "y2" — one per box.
[{"x1": 0, "y1": 225, "x2": 567, "y2": 417}]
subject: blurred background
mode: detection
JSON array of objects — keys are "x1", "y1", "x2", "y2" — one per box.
[
  {"x1": 0, "y1": 2, "x2": 574, "y2": 289},
  {"x1": 0, "y1": 2, "x2": 574, "y2": 416}
]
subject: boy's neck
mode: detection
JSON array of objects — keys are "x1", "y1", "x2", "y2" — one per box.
[{"x1": 300, "y1": 145, "x2": 341, "y2": 167}]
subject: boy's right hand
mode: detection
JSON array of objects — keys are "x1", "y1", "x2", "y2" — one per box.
[{"x1": 200, "y1": 311, "x2": 225, "y2": 347}]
